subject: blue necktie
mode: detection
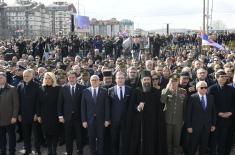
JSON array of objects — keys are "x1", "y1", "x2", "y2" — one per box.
[{"x1": 201, "y1": 96, "x2": 206, "y2": 110}]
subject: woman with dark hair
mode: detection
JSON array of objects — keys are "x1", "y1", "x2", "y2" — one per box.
[{"x1": 37, "y1": 72, "x2": 60, "y2": 155}]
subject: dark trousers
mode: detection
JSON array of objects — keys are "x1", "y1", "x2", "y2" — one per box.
[
  {"x1": 111, "y1": 124, "x2": 127, "y2": 155},
  {"x1": 16, "y1": 121, "x2": 23, "y2": 140},
  {"x1": 216, "y1": 124, "x2": 233, "y2": 155},
  {"x1": 0, "y1": 124, "x2": 16, "y2": 155},
  {"x1": 45, "y1": 134, "x2": 58, "y2": 155},
  {"x1": 189, "y1": 127, "x2": 210, "y2": 155},
  {"x1": 88, "y1": 118, "x2": 105, "y2": 155},
  {"x1": 65, "y1": 115, "x2": 82, "y2": 155},
  {"x1": 22, "y1": 122, "x2": 41, "y2": 153},
  {"x1": 104, "y1": 127, "x2": 111, "y2": 155},
  {"x1": 58, "y1": 123, "x2": 65, "y2": 144}
]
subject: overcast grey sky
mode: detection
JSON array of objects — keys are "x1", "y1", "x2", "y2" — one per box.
[{"x1": 7, "y1": 0, "x2": 235, "y2": 30}]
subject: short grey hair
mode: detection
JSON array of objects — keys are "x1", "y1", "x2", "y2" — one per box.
[
  {"x1": 90, "y1": 75, "x2": 99, "y2": 80},
  {"x1": 196, "y1": 81, "x2": 207, "y2": 89},
  {"x1": 23, "y1": 69, "x2": 35, "y2": 77}
]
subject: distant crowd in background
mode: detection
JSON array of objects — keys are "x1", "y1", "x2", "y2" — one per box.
[{"x1": 0, "y1": 32, "x2": 235, "y2": 155}]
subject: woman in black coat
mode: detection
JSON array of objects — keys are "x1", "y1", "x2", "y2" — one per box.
[{"x1": 37, "y1": 72, "x2": 60, "y2": 155}]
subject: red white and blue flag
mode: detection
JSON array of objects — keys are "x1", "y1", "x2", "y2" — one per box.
[{"x1": 201, "y1": 33, "x2": 224, "y2": 49}]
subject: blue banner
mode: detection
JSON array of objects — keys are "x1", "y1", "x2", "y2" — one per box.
[{"x1": 74, "y1": 15, "x2": 90, "y2": 29}]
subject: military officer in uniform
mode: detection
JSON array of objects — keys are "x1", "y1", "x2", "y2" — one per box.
[
  {"x1": 79, "y1": 69, "x2": 90, "y2": 87},
  {"x1": 161, "y1": 74, "x2": 187, "y2": 155}
]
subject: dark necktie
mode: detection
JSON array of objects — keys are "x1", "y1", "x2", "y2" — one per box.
[
  {"x1": 93, "y1": 88, "x2": 97, "y2": 101},
  {"x1": 201, "y1": 96, "x2": 206, "y2": 110},
  {"x1": 71, "y1": 86, "x2": 75, "y2": 96},
  {"x1": 120, "y1": 87, "x2": 124, "y2": 100}
]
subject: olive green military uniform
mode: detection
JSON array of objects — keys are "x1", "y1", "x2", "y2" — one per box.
[{"x1": 161, "y1": 87, "x2": 187, "y2": 155}]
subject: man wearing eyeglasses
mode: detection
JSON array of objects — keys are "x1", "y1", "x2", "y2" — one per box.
[
  {"x1": 186, "y1": 81, "x2": 216, "y2": 155},
  {"x1": 207, "y1": 70, "x2": 235, "y2": 155}
]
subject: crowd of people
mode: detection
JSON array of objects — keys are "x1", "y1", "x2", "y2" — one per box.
[{"x1": 0, "y1": 32, "x2": 235, "y2": 155}]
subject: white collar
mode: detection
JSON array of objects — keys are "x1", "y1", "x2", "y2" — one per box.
[
  {"x1": 117, "y1": 85, "x2": 125, "y2": 89},
  {"x1": 198, "y1": 93, "x2": 206, "y2": 98},
  {"x1": 92, "y1": 87, "x2": 99, "y2": 90}
]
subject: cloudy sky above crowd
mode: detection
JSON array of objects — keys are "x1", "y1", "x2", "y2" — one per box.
[{"x1": 7, "y1": 0, "x2": 235, "y2": 30}]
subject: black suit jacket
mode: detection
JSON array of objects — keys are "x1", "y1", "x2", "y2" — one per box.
[
  {"x1": 58, "y1": 83, "x2": 86, "y2": 122},
  {"x1": 81, "y1": 87, "x2": 110, "y2": 125},
  {"x1": 17, "y1": 80, "x2": 40, "y2": 123},
  {"x1": 208, "y1": 84, "x2": 235, "y2": 126},
  {"x1": 108, "y1": 85, "x2": 132, "y2": 125},
  {"x1": 186, "y1": 93, "x2": 216, "y2": 131}
]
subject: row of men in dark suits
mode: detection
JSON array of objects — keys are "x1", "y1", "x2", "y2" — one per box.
[{"x1": 0, "y1": 69, "x2": 133, "y2": 155}]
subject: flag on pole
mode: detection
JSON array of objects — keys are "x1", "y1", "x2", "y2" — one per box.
[{"x1": 201, "y1": 33, "x2": 224, "y2": 49}]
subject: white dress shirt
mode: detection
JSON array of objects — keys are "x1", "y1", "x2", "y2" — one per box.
[
  {"x1": 70, "y1": 84, "x2": 76, "y2": 95},
  {"x1": 92, "y1": 87, "x2": 99, "y2": 97}
]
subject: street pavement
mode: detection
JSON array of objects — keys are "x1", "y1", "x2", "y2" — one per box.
[
  {"x1": 16, "y1": 142, "x2": 91, "y2": 155},
  {"x1": 15, "y1": 142, "x2": 235, "y2": 155}
]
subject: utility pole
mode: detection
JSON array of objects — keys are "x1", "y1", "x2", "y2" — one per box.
[
  {"x1": 77, "y1": 0, "x2": 79, "y2": 15},
  {"x1": 206, "y1": 0, "x2": 209, "y2": 34},
  {"x1": 166, "y1": 23, "x2": 169, "y2": 35},
  {"x1": 210, "y1": 0, "x2": 214, "y2": 32},
  {"x1": 203, "y1": 0, "x2": 206, "y2": 33}
]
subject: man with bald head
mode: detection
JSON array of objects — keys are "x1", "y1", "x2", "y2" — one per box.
[{"x1": 81, "y1": 75, "x2": 110, "y2": 155}]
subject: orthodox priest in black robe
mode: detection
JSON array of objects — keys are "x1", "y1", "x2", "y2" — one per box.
[{"x1": 127, "y1": 70, "x2": 167, "y2": 155}]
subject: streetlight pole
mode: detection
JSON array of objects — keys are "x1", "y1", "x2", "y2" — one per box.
[
  {"x1": 203, "y1": 0, "x2": 206, "y2": 33},
  {"x1": 206, "y1": 0, "x2": 209, "y2": 33}
]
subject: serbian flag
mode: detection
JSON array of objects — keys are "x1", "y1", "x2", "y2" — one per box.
[{"x1": 201, "y1": 33, "x2": 224, "y2": 49}]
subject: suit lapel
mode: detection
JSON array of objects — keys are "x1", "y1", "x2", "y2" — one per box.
[
  {"x1": 93, "y1": 87, "x2": 101, "y2": 104},
  {"x1": 205, "y1": 94, "x2": 210, "y2": 111},
  {"x1": 88, "y1": 87, "x2": 93, "y2": 98},
  {"x1": 195, "y1": 94, "x2": 203, "y2": 110},
  {"x1": 66, "y1": 84, "x2": 73, "y2": 98},
  {"x1": 123, "y1": 86, "x2": 129, "y2": 102},
  {"x1": 114, "y1": 86, "x2": 119, "y2": 100}
]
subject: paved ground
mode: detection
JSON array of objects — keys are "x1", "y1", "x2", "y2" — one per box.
[
  {"x1": 14, "y1": 141, "x2": 235, "y2": 155},
  {"x1": 16, "y1": 142, "x2": 91, "y2": 155}
]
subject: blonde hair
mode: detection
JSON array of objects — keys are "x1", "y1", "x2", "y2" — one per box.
[{"x1": 42, "y1": 72, "x2": 58, "y2": 87}]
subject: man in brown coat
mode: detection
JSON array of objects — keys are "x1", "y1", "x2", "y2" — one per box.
[{"x1": 0, "y1": 72, "x2": 19, "y2": 155}]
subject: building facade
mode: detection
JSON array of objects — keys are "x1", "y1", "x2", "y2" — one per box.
[
  {"x1": 2, "y1": 0, "x2": 76, "y2": 38},
  {"x1": 1, "y1": 1, "x2": 134, "y2": 38},
  {"x1": 0, "y1": 0, "x2": 7, "y2": 39},
  {"x1": 46, "y1": 1, "x2": 76, "y2": 36},
  {"x1": 89, "y1": 18, "x2": 134, "y2": 37},
  {"x1": 5, "y1": 0, "x2": 50, "y2": 38}
]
